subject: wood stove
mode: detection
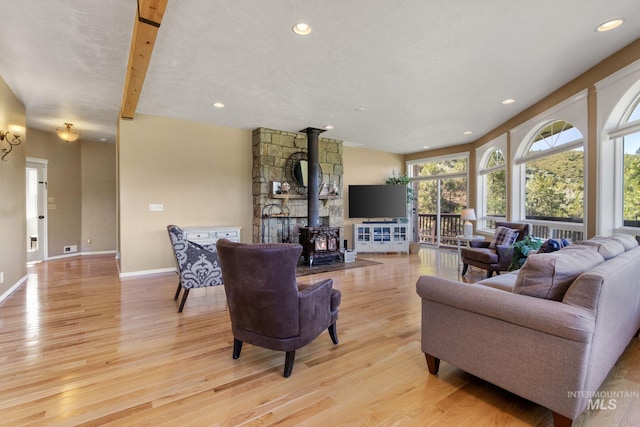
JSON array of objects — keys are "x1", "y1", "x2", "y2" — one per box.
[
  {"x1": 298, "y1": 127, "x2": 342, "y2": 265},
  {"x1": 299, "y1": 226, "x2": 342, "y2": 266}
]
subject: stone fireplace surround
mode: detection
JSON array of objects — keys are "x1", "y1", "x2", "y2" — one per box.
[{"x1": 252, "y1": 127, "x2": 344, "y2": 245}]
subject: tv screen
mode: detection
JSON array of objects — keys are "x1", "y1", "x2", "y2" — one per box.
[{"x1": 348, "y1": 185, "x2": 407, "y2": 219}]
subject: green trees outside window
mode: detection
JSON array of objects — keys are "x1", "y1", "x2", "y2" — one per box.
[
  {"x1": 483, "y1": 149, "x2": 506, "y2": 219},
  {"x1": 623, "y1": 132, "x2": 640, "y2": 226},
  {"x1": 486, "y1": 169, "x2": 506, "y2": 217},
  {"x1": 413, "y1": 158, "x2": 468, "y2": 214},
  {"x1": 525, "y1": 149, "x2": 584, "y2": 221},
  {"x1": 523, "y1": 121, "x2": 584, "y2": 222}
]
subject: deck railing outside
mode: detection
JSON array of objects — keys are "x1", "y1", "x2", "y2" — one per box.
[
  {"x1": 417, "y1": 214, "x2": 585, "y2": 245},
  {"x1": 528, "y1": 220, "x2": 584, "y2": 242},
  {"x1": 417, "y1": 213, "x2": 463, "y2": 245}
]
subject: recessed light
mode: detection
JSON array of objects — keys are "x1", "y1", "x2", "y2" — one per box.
[
  {"x1": 293, "y1": 23, "x2": 312, "y2": 35},
  {"x1": 324, "y1": 125, "x2": 334, "y2": 130},
  {"x1": 100, "y1": 137, "x2": 107, "y2": 142},
  {"x1": 596, "y1": 18, "x2": 624, "y2": 32},
  {"x1": 464, "y1": 131, "x2": 473, "y2": 135},
  {"x1": 502, "y1": 98, "x2": 516, "y2": 105},
  {"x1": 213, "y1": 102, "x2": 225, "y2": 108},
  {"x1": 423, "y1": 146, "x2": 430, "y2": 149}
]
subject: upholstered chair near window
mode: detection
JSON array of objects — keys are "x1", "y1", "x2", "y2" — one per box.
[
  {"x1": 167, "y1": 225, "x2": 223, "y2": 312},
  {"x1": 215, "y1": 239, "x2": 341, "y2": 377},
  {"x1": 461, "y1": 222, "x2": 530, "y2": 278}
]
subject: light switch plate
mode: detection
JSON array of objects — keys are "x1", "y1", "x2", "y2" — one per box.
[{"x1": 149, "y1": 204, "x2": 164, "y2": 212}]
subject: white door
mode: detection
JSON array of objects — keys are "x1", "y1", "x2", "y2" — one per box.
[{"x1": 26, "y1": 159, "x2": 48, "y2": 262}]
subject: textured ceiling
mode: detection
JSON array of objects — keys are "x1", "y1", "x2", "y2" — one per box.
[{"x1": 1, "y1": 1, "x2": 640, "y2": 153}]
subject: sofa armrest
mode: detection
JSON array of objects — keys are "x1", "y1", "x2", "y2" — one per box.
[{"x1": 416, "y1": 276, "x2": 594, "y2": 342}]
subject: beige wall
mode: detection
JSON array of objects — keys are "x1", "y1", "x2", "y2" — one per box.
[
  {"x1": 26, "y1": 129, "x2": 82, "y2": 257},
  {"x1": 342, "y1": 146, "x2": 405, "y2": 248},
  {"x1": 0, "y1": 75, "x2": 26, "y2": 296},
  {"x1": 81, "y1": 141, "x2": 117, "y2": 252},
  {"x1": 118, "y1": 114, "x2": 253, "y2": 274}
]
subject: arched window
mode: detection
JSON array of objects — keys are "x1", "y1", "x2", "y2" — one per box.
[
  {"x1": 595, "y1": 60, "x2": 640, "y2": 236},
  {"x1": 478, "y1": 148, "x2": 506, "y2": 230},
  {"x1": 616, "y1": 96, "x2": 640, "y2": 227},
  {"x1": 519, "y1": 120, "x2": 584, "y2": 231}
]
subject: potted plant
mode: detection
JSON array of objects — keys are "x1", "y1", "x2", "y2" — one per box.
[
  {"x1": 385, "y1": 170, "x2": 415, "y2": 202},
  {"x1": 508, "y1": 235, "x2": 543, "y2": 271}
]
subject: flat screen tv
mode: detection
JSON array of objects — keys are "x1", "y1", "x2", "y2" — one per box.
[{"x1": 348, "y1": 184, "x2": 407, "y2": 220}]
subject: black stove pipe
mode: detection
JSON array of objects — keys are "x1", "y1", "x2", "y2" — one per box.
[{"x1": 300, "y1": 127, "x2": 326, "y2": 227}]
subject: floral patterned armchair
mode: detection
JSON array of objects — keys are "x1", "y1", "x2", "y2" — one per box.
[{"x1": 167, "y1": 225, "x2": 223, "y2": 312}]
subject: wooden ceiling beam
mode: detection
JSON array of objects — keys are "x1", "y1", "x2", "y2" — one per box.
[{"x1": 121, "y1": 0, "x2": 169, "y2": 119}]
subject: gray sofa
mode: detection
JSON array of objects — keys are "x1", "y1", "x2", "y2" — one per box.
[{"x1": 416, "y1": 234, "x2": 640, "y2": 426}]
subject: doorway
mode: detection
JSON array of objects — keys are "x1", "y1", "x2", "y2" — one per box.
[
  {"x1": 413, "y1": 177, "x2": 468, "y2": 246},
  {"x1": 26, "y1": 158, "x2": 48, "y2": 262},
  {"x1": 408, "y1": 155, "x2": 469, "y2": 247}
]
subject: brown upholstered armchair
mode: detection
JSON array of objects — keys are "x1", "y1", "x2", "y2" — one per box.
[
  {"x1": 215, "y1": 239, "x2": 341, "y2": 377},
  {"x1": 461, "y1": 222, "x2": 530, "y2": 278}
]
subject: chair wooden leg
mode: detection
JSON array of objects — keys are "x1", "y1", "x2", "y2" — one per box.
[
  {"x1": 174, "y1": 282, "x2": 182, "y2": 300},
  {"x1": 552, "y1": 411, "x2": 573, "y2": 427},
  {"x1": 232, "y1": 338, "x2": 243, "y2": 359},
  {"x1": 283, "y1": 350, "x2": 296, "y2": 377},
  {"x1": 425, "y1": 353, "x2": 440, "y2": 375},
  {"x1": 328, "y1": 322, "x2": 339, "y2": 344},
  {"x1": 178, "y1": 289, "x2": 190, "y2": 313},
  {"x1": 461, "y1": 264, "x2": 469, "y2": 275}
]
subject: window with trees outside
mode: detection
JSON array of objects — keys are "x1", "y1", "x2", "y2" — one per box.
[
  {"x1": 410, "y1": 156, "x2": 468, "y2": 245},
  {"x1": 621, "y1": 97, "x2": 640, "y2": 227},
  {"x1": 479, "y1": 148, "x2": 506, "y2": 230},
  {"x1": 521, "y1": 120, "x2": 584, "y2": 226}
]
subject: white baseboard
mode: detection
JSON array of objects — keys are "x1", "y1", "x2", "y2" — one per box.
[
  {"x1": 0, "y1": 274, "x2": 29, "y2": 304},
  {"x1": 46, "y1": 250, "x2": 117, "y2": 261},
  {"x1": 82, "y1": 250, "x2": 118, "y2": 256},
  {"x1": 119, "y1": 267, "x2": 176, "y2": 279}
]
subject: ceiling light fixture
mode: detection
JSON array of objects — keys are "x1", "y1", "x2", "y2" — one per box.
[
  {"x1": 0, "y1": 126, "x2": 23, "y2": 160},
  {"x1": 596, "y1": 18, "x2": 624, "y2": 32},
  {"x1": 502, "y1": 98, "x2": 516, "y2": 105},
  {"x1": 213, "y1": 102, "x2": 225, "y2": 108},
  {"x1": 56, "y1": 123, "x2": 80, "y2": 142},
  {"x1": 293, "y1": 23, "x2": 312, "y2": 35},
  {"x1": 464, "y1": 131, "x2": 473, "y2": 135},
  {"x1": 324, "y1": 125, "x2": 334, "y2": 130}
]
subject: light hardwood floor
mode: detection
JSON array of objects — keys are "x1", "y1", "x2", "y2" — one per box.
[{"x1": 1, "y1": 248, "x2": 638, "y2": 426}]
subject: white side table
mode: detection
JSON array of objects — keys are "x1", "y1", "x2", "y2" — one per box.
[{"x1": 455, "y1": 235, "x2": 485, "y2": 270}]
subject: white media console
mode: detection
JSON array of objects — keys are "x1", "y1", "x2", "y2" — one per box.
[{"x1": 353, "y1": 223, "x2": 409, "y2": 254}]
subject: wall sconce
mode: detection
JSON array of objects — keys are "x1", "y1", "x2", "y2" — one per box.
[
  {"x1": 56, "y1": 122, "x2": 80, "y2": 142},
  {"x1": 0, "y1": 126, "x2": 23, "y2": 161}
]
